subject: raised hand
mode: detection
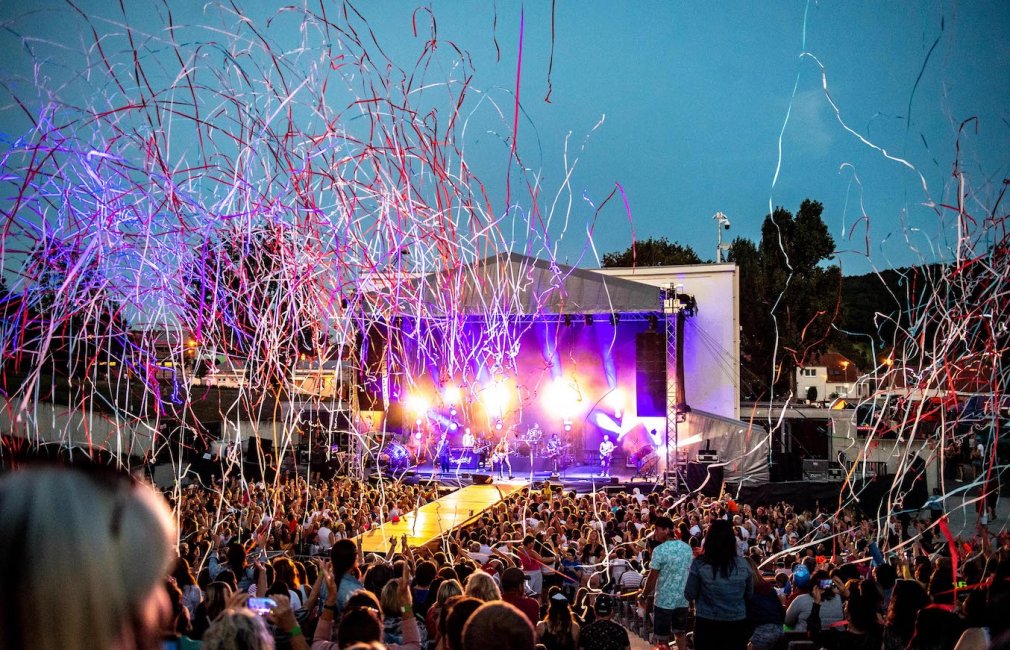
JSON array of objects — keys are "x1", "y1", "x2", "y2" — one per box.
[{"x1": 267, "y1": 594, "x2": 298, "y2": 634}]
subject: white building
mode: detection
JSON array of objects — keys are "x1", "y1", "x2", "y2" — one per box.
[
  {"x1": 795, "y1": 351, "x2": 863, "y2": 403},
  {"x1": 592, "y1": 263, "x2": 740, "y2": 420}
]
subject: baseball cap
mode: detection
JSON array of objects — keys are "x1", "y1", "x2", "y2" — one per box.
[
  {"x1": 594, "y1": 594, "x2": 616, "y2": 616},
  {"x1": 792, "y1": 565, "x2": 811, "y2": 589},
  {"x1": 500, "y1": 567, "x2": 528, "y2": 591}
]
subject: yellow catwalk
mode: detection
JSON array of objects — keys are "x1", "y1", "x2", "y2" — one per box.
[{"x1": 358, "y1": 481, "x2": 527, "y2": 553}]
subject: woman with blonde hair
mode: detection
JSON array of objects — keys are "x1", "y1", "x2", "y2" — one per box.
[
  {"x1": 426, "y1": 579, "x2": 463, "y2": 647},
  {"x1": 201, "y1": 608, "x2": 274, "y2": 650},
  {"x1": 0, "y1": 464, "x2": 176, "y2": 650},
  {"x1": 464, "y1": 569, "x2": 501, "y2": 602},
  {"x1": 381, "y1": 578, "x2": 430, "y2": 648}
]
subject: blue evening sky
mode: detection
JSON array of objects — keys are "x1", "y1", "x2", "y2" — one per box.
[{"x1": 1, "y1": 1, "x2": 1007, "y2": 276}]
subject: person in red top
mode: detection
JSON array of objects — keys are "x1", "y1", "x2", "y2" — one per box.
[
  {"x1": 516, "y1": 534, "x2": 549, "y2": 596},
  {"x1": 500, "y1": 567, "x2": 541, "y2": 626}
]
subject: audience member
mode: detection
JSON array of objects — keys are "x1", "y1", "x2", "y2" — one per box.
[{"x1": 0, "y1": 465, "x2": 176, "y2": 650}]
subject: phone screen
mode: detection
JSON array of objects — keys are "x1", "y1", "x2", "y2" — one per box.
[
  {"x1": 819, "y1": 579, "x2": 833, "y2": 589},
  {"x1": 248, "y1": 597, "x2": 276, "y2": 615}
]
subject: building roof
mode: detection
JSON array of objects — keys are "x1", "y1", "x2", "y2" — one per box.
[{"x1": 370, "y1": 252, "x2": 663, "y2": 317}]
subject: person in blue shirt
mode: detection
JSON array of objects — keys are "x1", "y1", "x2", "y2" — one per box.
[
  {"x1": 685, "y1": 519, "x2": 753, "y2": 650},
  {"x1": 638, "y1": 516, "x2": 693, "y2": 650},
  {"x1": 329, "y1": 538, "x2": 364, "y2": 613}
]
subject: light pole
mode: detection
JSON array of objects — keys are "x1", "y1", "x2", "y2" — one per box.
[{"x1": 714, "y1": 212, "x2": 731, "y2": 263}]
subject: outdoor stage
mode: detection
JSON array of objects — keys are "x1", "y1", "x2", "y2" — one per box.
[
  {"x1": 367, "y1": 455, "x2": 723, "y2": 496},
  {"x1": 357, "y1": 480, "x2": 528, "y2": 553},
  {"x1": 406, "y1": 458, "x2": 652, "y2": 484}
]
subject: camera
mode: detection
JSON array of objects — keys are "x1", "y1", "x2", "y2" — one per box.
[{"x1": 723, "y1": 221, "x2": 731, "y2": 229}]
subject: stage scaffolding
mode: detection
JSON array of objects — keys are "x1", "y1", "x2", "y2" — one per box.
[{"x1": 662, "y1": 285, "x2": 697, "y2": 491}]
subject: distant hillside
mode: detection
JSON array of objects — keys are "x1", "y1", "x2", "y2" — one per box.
[{"x1": 838, "y1": 264, "x2": 946, "y2": 364}]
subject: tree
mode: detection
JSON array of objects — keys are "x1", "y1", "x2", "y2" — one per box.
[
  {"x1": 601, "y1": 237, "x2": 702, "y2": 267},
  {"x1": 182, "y1": 221, "x2": 330, "y2": 395},
  {"x1": 731, "y1": 199, "x2": 843, "y2": 398}
]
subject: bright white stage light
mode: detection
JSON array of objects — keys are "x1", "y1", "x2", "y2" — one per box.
[
  {"x1": 406, "y1": 393, "x2": 430, "y2": 414},
  {"x1": 545, "y1": 377, "x2": 581, "y2": 417},
  {"x1": 482, "y1": 380, "x2": 510, "y2": 416},
  {"x1": 443, "y1": 384, "x2": 461, "y2": 404}
]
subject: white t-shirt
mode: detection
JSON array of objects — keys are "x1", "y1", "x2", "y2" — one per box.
[
  {"x1": 468, "y1": 551, "x2": 490, "y2": 564},
  {"x1": 317, "y1": 527, "x2": 333, "y2": 550}
]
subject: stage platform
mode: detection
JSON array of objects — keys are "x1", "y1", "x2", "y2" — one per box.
[
  {"x1": 357, "y1": 481, "x2": 528, "y2": 554},
  {"x1": 407, "y1": 459, "x2": 651, "y2": 484}
]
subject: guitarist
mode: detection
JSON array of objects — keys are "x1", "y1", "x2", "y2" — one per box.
[
  {"x1": 492, "y1": 434, "x2": 513, "y2": 480},
  {"x1": 599, "y1": 434, "x2": 615, "y2": 478}
]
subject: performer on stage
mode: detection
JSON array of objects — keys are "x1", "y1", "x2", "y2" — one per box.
[
  {"x1": 492, "y1": 435, "x2": 512, "y2": 480},
  {"x1": 461, "y1": 427, "x2": 476, "y2": 450},
  {"x1": 435, "y1": 432, "x2": 451, "y2": 477},
  {"x1": 599, "y1": 434, "x2": 615, "y2": 477},
  {"x1": 475, "y1": 432, "x2": 490, "y2": 469},
  {"x1": 546, "y1": 433, "x2": 562, "y2": 474}
]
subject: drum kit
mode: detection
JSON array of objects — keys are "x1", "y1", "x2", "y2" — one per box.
[
  {"x1": 378, "y1": 442, "x2": 412, "y2": 471},
  {"x1": 632, "y1": 444, "x2": 659, "y2": 477}
]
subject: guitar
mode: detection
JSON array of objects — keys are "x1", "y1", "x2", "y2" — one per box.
[{"x1": 491, "y1": 439, "x2": 510, "y2": 464}]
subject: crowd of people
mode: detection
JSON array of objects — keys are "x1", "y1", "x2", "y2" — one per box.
[{"x1": 1, "y1": 461, "x2": 1008, "y2": 650}]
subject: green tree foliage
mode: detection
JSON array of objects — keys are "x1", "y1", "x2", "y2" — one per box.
[
  {"x1": 732, "y1": 200, "x2": 843, "y2": 397},
  {"x1": 183, "y1": 221, "x2": 327, "y2": 393},
  {"x1": 601, "y1": 237, "x2": 702, "y2": 267}
]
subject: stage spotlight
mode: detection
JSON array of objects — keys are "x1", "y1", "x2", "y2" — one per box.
[
  {"x1": 545, "y1": 378, "x2": 581, "y2": 417},
  {"x1": 563, "y1": 419, "x2": 573, "y2": 432},
  {"x1": 584, "y1": 314, "x2": 594, "y2": 326},
  {"x1": 444, "y1": 384, "x2": 461, "y2": 404},
  {"x1": 406, "y1": 394, "x2": 430, "y2": 414},
  {"x1": 414, "y1": 431, "x2": 423, "y2": 441},
  {"x1": 609, "y1": 313, "x2": 620, "y2": 326},
  {"x1": 450, "y1": 407, "x2": 457, "y2": 417},
  {"x1": 482, "y1": 380, "x2": 511, "y2": 416},
  {"x1": 449, "y1": 422, "x2": 458, "y2": 431},
  {"x1": 563, "y1": 314, "x2": 572, "y2": 327},
  {"x1": 415, "y1": 418, "x2": 422, "y2": 426},
  {"x1": 647, "y1": 314, "x2": 659, "y2": 331},
  {"x1": 495, "y1": 420, "x2": 503, "y2": 431}
]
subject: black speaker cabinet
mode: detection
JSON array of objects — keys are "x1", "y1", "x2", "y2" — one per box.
[
  {"x1": 686, "y1": 462, "x2": 724, "y2": 497},
  {"x1": 635, "y1": 331, "x2": 667, "y2": 417}
]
